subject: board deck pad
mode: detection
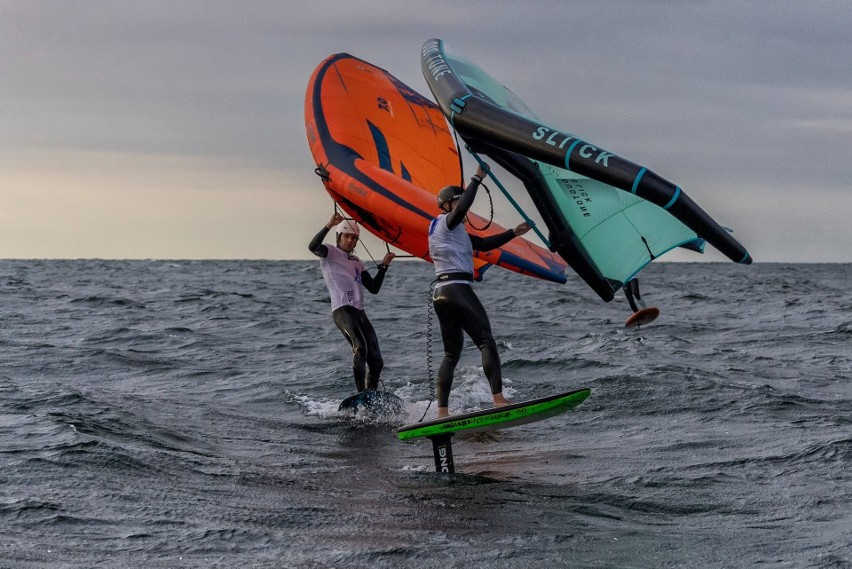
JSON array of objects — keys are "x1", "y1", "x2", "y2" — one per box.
[
  {"x1": 338, "y1": 390, "x2": 404, "y2": 414},
  {"x1": 625, "y1": 306, "x2": 660, "y2": 328},
  {"x1": 398, "y1": 388, "x2": 591, "y2": 441}
]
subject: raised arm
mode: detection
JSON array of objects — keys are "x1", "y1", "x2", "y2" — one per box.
[
  {"x1": 361, "y1": 251, "x2": 396, "y2": 294},
  {"x1": 446, "y1": 164, "x2": 489, "y2": 230},
  {"x1": 308, "y1": 212, "x2": 344, "y2": 258}
]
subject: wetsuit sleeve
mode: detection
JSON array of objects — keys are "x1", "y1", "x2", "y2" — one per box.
[
  {"x1": 361, "y1": 265, "x2": 388, "y2": 294},
  {"x1": 445, "y1": 176, "x2": 483, "y2": 230},
  {"x1": 470, "y1": 229, "x2": 516, "y2": 252},
  {"x1": 308, "y1": 226, "x2": 331, "y2": 258}
]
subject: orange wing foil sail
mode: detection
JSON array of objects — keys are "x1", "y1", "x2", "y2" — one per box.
[{"x1": 305, "y1": 53, "x2": 566, "y2": 283}]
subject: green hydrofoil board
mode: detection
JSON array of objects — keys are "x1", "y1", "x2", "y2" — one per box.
[{"x1": 398, "y1": 388, "x2": 591, "y2": 441}]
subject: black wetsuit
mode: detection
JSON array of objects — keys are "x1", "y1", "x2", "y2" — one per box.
[
  {"x1": 428, "y1": 176, "x2": 518, "y2": 408},
  {"x1": 330, "y1": 306, "x2": 383, "y2": 391},
  {"x1": 309, "y1": 226, "x2": 388, "y2": 392}
]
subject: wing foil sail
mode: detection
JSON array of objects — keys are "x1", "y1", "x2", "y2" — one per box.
[
  {"x1": 421, "y1": 39, "x2": 751, "y2": 300},
  {"x1": 305, "y1": 52, "x2": 568, "y2": 284}
]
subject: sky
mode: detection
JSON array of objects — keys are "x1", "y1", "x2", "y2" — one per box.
[{"x1": 2, "y1": 1, "x2": 850, "y2": 262}]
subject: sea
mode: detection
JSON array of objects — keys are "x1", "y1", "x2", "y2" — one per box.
[{"x1": 1, "y1": 259, "x2": 850, "y2": 569}]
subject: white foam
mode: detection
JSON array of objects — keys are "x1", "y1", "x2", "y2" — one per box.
[
  {"x1": 400, "y1": 464, "x2": 431, "y2": 472},
  {"x1": 394, "y1": 366, "x2": 517, "y2": 420},
  {"x1": 292, "y1": 393, "x2": 341, "y2": 419}
]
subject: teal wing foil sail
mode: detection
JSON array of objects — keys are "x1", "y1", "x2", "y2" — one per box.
[{"x1": 421, "y1": 39, "x2": 751, "y2": 301}]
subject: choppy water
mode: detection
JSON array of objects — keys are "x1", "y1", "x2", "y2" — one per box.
[{"x1": 1, "y1": 259, "x2": 850, "y2": 568}]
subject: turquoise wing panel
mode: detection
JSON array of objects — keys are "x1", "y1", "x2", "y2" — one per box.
[{"x1": 540, "y1": 164, "x2": 703, "y2": 285}]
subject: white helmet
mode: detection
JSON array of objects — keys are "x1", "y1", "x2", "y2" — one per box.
[{"x1": 336, "y1": 219, "x2": 360, "y2": 237}]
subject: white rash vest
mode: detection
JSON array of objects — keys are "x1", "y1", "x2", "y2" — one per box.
[
  {"x1": 428, "y1": 213, "x2": 474, "y2": 289},
  {"x1": 320, "y1": 245, "x2": 366, "y2": 311}
]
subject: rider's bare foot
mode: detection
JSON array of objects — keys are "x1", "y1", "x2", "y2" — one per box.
[{"x1": 493, "y1": 393, "x2": 510, "y2": 407}]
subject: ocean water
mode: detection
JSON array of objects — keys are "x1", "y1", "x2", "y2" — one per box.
[{"x1": 1, "y1": 259, "x2": 850, "y2": 569}]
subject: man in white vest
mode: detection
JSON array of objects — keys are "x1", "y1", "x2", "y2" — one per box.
[
  {"x1": 428, "y1": 163, "x2": 530, "y2": 418},
  {"x1": 309, "y1": 212, "x2": 395, "y2": 392}
]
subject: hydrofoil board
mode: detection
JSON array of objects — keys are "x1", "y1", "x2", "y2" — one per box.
[
  {"x1": 625, "y1": 307, "x2": 660, "y2": 328},
  {"x1": 338, "y1": 390, "x2": 403, "y2": 414},
  {"x1": 398, "y1": 388, "x2": 590, "y2": 441}
]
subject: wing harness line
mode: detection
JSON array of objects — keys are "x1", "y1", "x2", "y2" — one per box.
[
  {"x1": 464, "y1": 183, "x2": 494, "y2": 231},
  {"x1": 417, "y1": 281, "x2": 437, "y2": 422},
  {"x1": 467, "y1": 149, "x2": 552, "y2": 249},
  {"x1": 354, "y1": 234, "x2": 379, "y2": 266},
  {"x1": 329, "y1": 202, "x2": 383, "y2": 267},
  {"x1": 347, "y1": 220, "x2": 412, "y2": 266}
]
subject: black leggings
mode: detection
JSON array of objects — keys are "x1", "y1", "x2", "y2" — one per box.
[
  {"x1": 432, "y1": 284, "x2": 502, "y2": 408},
  {"x1": 624, "y1": 278, "x2": 645, "y2": 312},
  {"x1": 332, "y1": 306, "x2": 383, "y2": 392}
]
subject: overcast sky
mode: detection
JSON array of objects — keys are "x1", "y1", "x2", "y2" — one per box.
[{"x1": 2, "y1": 1, "x2": 850, "y2": 262}]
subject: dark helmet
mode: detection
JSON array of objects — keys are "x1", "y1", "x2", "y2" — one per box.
[{"x1": 436, "y1": 185, "x2": 463, "y2": 208}]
